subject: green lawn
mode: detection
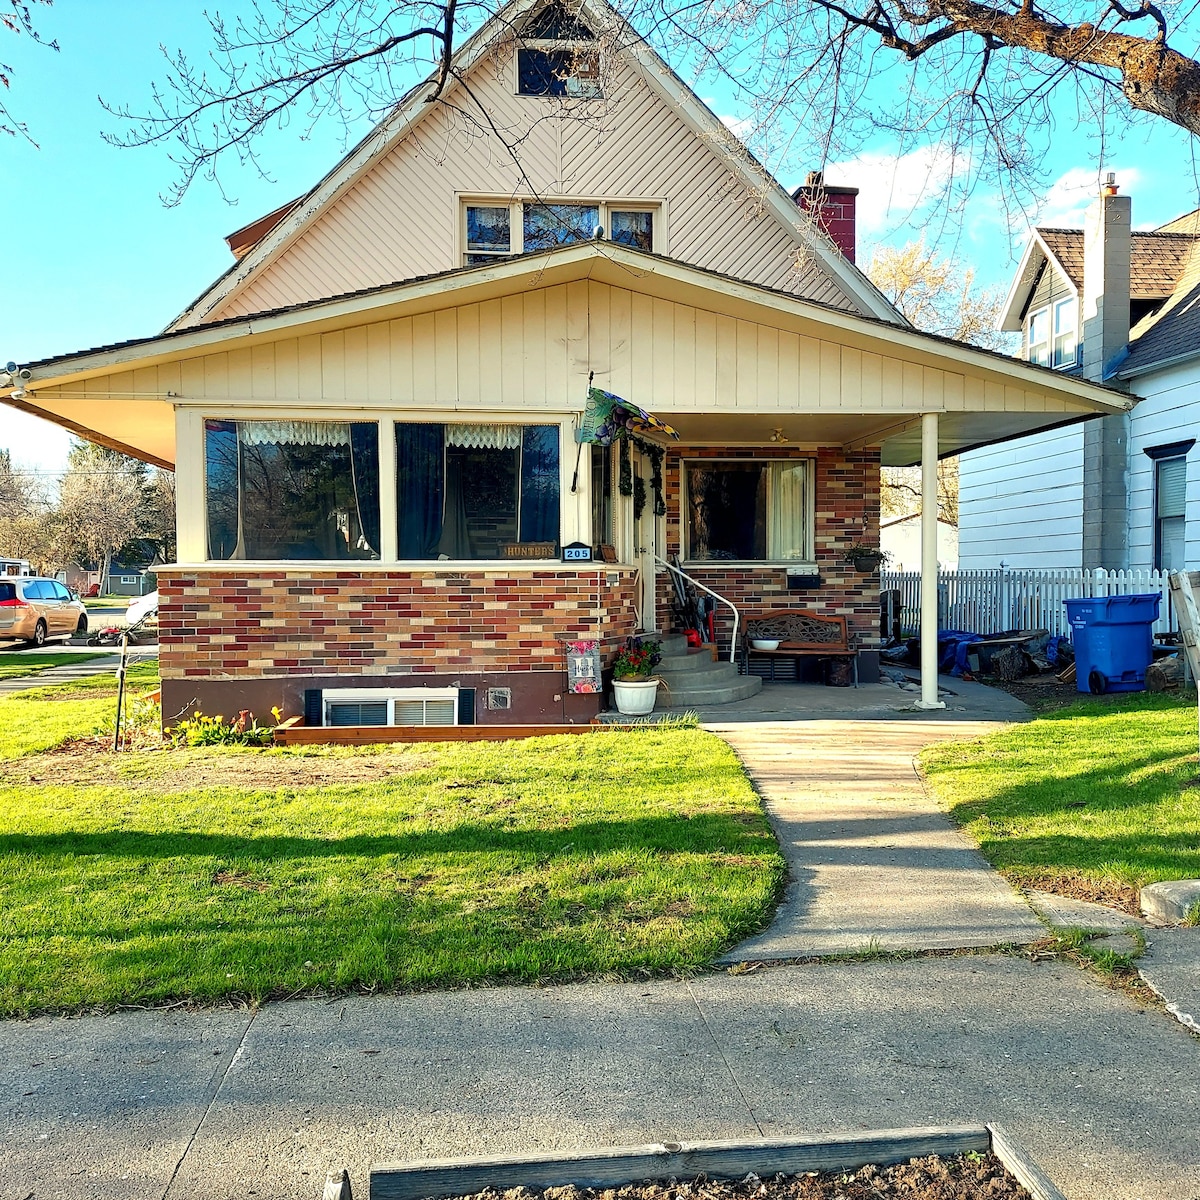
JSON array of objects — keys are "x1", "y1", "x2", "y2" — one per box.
[
  {"x1": 0, "y1": 651, "x2": 110, "y2": 680},
  {"x1": 0, "y1": 706, "x2": 783, "y2": 1015},
  {"x1": 921, "y1": 691, "x2": 1200, "y2": 888}
]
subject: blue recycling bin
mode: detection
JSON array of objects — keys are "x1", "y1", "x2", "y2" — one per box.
[{"x1": 1064, "y1": 594, "x2": 1161, "y2": 695}]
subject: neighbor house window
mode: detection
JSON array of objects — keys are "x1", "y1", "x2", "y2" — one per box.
[
  {"x1": 516, "y1": 1, "x2": 600, "y2": 97},
  {"x1": 1027, "y1": 307, "x2": 1050, "y2": 367},
  {"x1": 1052, "y1": 298, "x2": 1078, "y2": 368},
  {"x1": 1155, "y1": 455, "x2": 1187, "y2": 571},
  {"x1": 205, "y1": 420, "x2": 381, "y2": 561},
  {"x1": 684, "y1": 459, "x2": 812, "y2": 563},
  {"x1": 395, "y1": 422, "x2": 560, "y2": 560},
  {"x1": 463, "y1": 200, "x2": 657, "y2": 264}
]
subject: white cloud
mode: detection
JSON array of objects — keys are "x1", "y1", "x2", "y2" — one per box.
[
  {"x1": 827, "y1": 145, "x2": 970, "y2": 236},
  {"x1": 716, "y1": 111, "x2": 754, "y2": 139},
  {"x1": 1032, "y1": 165, "x2": 1143, "y2": 228}
]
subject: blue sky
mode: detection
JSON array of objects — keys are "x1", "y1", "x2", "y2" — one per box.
[{"x1": 2, "y1": 1, "x2": 1197, "y2": 475}]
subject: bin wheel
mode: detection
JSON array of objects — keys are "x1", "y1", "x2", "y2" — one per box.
[{"x1": 1088, "y1": 669, "x2": 1107, "y2": 695}]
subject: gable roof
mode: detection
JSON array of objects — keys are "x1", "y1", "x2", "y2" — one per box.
[
  {"x1": 5, "y1": 239, "x2": 1130, "y2": 472},
  {"x1": 1002, "y1": 225, "x2": 1199, "y2": 329},
  {"x1": 1118, "y1": 237, "x2": 1200, "y2": 378},
  {"x1": 169, "y1": 0, "x2": 902, "y2": 330}
]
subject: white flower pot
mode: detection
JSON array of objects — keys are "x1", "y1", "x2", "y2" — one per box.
[{"x1": 613, "y1": 677, "x2": 659, "y2": 716}]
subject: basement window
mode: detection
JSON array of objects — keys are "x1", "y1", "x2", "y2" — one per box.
[{"x1": 322, "y1": 688, "x2": 459, "y2": 727}]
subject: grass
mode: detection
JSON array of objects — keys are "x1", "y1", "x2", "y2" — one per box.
[
  {"x1": 0, "y1": 713, "x2": 784, "y2": 1015},
  {"x1": 12, "y1": 659, "x2": 159, "y2": 701},
  {"x1": 921, "y1": 690, "x2": 1200, "y2": 889},
  {"x1": 0, "y1": 650, "x2": 110, "y2": 680}
]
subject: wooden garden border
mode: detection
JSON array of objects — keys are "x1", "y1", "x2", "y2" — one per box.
[{"x1": 368, "y1": 1126, "x2": 1065, "y2": 1200}]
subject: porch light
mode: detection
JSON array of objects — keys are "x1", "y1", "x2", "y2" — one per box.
[{"x1": 769, "y1": 428, "x2": 789, "y2": 443}]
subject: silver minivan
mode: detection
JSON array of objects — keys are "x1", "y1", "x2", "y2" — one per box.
[{"x1": 0, "y1": 578, "x2": 88, "y2": 646}]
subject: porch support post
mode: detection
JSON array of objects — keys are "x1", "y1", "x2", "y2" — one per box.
[{"x1": 916, "y1": 411, "x2": 945, "y2": 710}]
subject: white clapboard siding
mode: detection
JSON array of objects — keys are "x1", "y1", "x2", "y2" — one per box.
[
  {"x1": 205, "y1": 55, "x2": 856, "y2": 325},
  {"x1": 957, "y1": 425, "x2": 1085, "y2": 569},
  {"x1": 882, "y1": 567, "x2": 1175, "y2": 638}
]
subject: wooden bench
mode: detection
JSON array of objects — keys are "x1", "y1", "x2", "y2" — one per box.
[{"x1": 741, "y1": 609, "x2": 858, "y2": 686}]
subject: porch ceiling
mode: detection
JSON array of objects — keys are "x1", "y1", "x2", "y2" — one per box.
[{"x1": 659, "y1": 408, "x2": 1093, "y2": 465}]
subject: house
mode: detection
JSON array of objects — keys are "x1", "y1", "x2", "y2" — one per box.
[
  {"x1": 0, "y1": 0, "x2": 1131, "y2": 724},
  {"x1": 958, "y1": 177, "x2": 1199, "y2": 572},
  {"x1": 880, "y1": 513, "x2": 957, "y2": 572}
]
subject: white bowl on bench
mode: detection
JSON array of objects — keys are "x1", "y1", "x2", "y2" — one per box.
[{"x1": 751, "y1": 638, "x2": 781, "y2": 650}]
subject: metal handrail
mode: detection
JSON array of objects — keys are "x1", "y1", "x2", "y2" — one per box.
[{"x1": 654, "y1": 554, "x2": 739, "y2": 663}]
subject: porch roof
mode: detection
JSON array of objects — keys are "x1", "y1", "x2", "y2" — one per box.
[{"x1": 3, "y1": 241, "x2": 1131, "y2": 470}]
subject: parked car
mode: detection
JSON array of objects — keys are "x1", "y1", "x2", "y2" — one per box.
[
  {"x1": 0, "y1": 578, "x2": 88, "y2": 646},
  {"x1": 124, "y1": 590, "x2": 158, "y2": 628}
]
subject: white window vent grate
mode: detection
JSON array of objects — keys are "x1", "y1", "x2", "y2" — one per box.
[{"x1": 322, "y1": 688, "x2": 459, "y2": 728}]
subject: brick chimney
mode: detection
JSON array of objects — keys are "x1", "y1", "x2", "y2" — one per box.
[
  {"x1": 1080, "y1": 172, "x2": 1132, "y2": 570},
  {"x1": 793, "y1": 170, "x2": 858, "y2": 263}
]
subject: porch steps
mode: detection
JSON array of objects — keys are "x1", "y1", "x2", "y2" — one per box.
[{"x1": 653, "y1": 636, "x2": 762, "y2": 708}]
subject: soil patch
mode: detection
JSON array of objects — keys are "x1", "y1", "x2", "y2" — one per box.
[
  {"x1": 462, "y1": 1157, "x2": 1030, "y2": 1200},
  {"x1": 1017, "y1": 872, "x2": 1141, "y2": 916},
  {"x1": 0, "y1": 738, "x2": 433, "y2": 791}
]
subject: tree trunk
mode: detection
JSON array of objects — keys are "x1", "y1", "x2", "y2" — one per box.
[
  {"x1": 100, "y1": 548, "x2": 111, "y2": 598},
  {"x1": 1147, "y1": 655, "x2": 1184, "y2": 692}
]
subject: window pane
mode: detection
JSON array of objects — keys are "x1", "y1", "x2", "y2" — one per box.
[
  {"x1": 1159, "y1": 515, "x2": 1186, "y2": 571},
  {"x1": 591, "y1": 443, "x2": 612, "y2": 550},
  {"x1": 767, "y1": 462, "x2": 809, "y2": 559},
  {"x1": 610, "y1": 210, "x2": 653, "y2": 251},
  {"x1": 686, "y1": 463, "x2": 767, "y2": 560},
  {"x1": 396, "y1": 423, "x2": 560, "y2": 559},
  {"x1": 466, "y1": 206, "x2": 511, "y2": 252},
  {"x1": 523, "y1": 203, "x2": 598, "y2": 250},
  {"x1": 1157, "y1": 456, "x2": 1186, "y2": 518},
  {"x1": 518, "y1": 47, "x2": 569, "y2": 95},
  {"x1": 205, "y1": 420, "x2": 380, "y2": 561}
]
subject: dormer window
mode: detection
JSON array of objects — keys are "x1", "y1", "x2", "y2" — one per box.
[
  {"x1": 463, "y1": 198, "x2": 659, "y2": 264},
  {"x1": 1027, "y1": 298, "x2": 1079, "y2": 369},
  {"x1": 517, "y1": 1, "x2": 601, "y2": 97}
]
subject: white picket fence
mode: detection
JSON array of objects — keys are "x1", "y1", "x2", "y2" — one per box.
[{"x1": 880, "y1": 567, "x2": 1175, "y2": 639}]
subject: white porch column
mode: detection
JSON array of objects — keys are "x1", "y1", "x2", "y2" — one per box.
[{"x1": 917, "y1": 411, "x2": 945, "y2": 710}]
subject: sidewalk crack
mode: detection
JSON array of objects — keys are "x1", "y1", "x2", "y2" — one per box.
[
  {"x1": 686, "y1": 980, "x2": 763, "y2": 1136},
  {"x1": 161, "y1": 1008, "x2": 258, "y2": 1200}
]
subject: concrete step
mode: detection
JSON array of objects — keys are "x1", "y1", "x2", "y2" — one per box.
[
  {"x1": 655, "y1": 634, "x2": 689, "y2": 656},
  {"x1": 657, "y1": 663, "x2": 744, "y2": 690},
  {"x1": 659, "y1": 674, "x2": 763, "y2": 707},
  {"x1": 655, "y1": 647, "x2": 721, "y2": 674}
]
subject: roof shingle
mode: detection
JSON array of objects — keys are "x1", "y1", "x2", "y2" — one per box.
[{"x1": 1036, "y1": 227, "x2": 1197, "y2": 300}]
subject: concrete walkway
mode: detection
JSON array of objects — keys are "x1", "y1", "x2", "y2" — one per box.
[
  {"x1": 3, "y1": 958, "x2": 1198, "y2": 1200},
  {"x1": 0, "y1": 646, "x2": 157, "y2": 695},
  {"x1": 710, "y1": 719, "x2": 1046, "y2": 958}
]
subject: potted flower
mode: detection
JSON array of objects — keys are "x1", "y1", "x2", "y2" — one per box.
[
  {"x1": 611, "y1": 636, "x2": 663, "y2": 716},
  {"x1": 844, "y1": 543, "x2": 891, "y2": 573}
]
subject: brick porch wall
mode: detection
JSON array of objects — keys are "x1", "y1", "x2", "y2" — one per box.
[
  {"x1": 159, "y1": 568, "x2": 640, "y2": 682},
  {"x1": 655, "y1": 446, "x2": 881, "y2": 647}
]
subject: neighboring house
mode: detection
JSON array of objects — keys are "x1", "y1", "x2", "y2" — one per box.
[
  {"x1": 959, "y1": 178, "x2": 1200, "y2": 571},
  {"x1": 881, "y1": 514, "x2": 957, "y2": 572},
  {"x1": 1, "y1": 0, "x2": 1129, "y2": 725}
]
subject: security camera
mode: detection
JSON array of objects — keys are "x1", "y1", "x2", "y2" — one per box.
[
  {"x1": 4, "y1": 362, "x2": 16, "y2": 376},
  {"x1": 16, "y1": 368, "x2": 30, "y2": 380},
  {"x1": 592, "y1": 224, "x2": 604, "y2": 239}
]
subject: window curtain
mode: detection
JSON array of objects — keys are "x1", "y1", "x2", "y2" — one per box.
[
  {"x1": 519, "y1": 425, "x2": 560, "y2": 544},
  {"x1": 768, "y1": 462, "x2": 808, "y2": 560},
  {"x1": 396, "y1": 423, "x2": 445, "y2": 558},
  {"x1": 349, "y1": 424, "x2": 381, "y2": 556}
]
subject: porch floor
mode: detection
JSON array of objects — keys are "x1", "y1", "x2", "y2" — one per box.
[{"x1": 603, "y1": 673, "x2": 1031, "y2": 725}]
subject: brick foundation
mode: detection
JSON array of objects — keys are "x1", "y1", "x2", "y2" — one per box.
[{"x1": 159, "y1": 567, "x2": 639, "y2": 723}]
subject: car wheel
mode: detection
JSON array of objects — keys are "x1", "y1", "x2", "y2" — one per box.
[
  {"x1": 76, "y1": 614, "x2": 88, "y2": 635},
  {"x1": 30, "y1": 620, "x2": 47, "y2": 648}
]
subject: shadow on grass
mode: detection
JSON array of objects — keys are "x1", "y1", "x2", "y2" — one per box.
[{"x1": 0, "y1": 812, "x2": 779, "y2": 865}]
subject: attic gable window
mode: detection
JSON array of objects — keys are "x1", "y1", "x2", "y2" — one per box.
[
  {"x1": 517, "y1": 1, "x2": 600, "y2": 97},
  {"x1": 464, "y1": 200, "x2": 657, "y2": 264}
]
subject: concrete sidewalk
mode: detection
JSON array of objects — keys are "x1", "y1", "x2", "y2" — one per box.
[
  {"x1": 710, "y1": 719, "x2": 1045, "y2": 958},
  {"x1": 0, "y1": 647, "x2": 157, "y2": 695},
  {"x1": 3, "y1": 958, "x2": 1198, "y2": 1200}
]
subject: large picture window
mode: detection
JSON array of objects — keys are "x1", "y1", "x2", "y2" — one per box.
[
  {"x1": 395, "y1": 423, "x2": 561, "y2": 560},
  {"x1": 684, "y1": 460, "x2": 811, "y2": 563},
  {"x1": 205, "y1": 420, "x2": 380, "y2": 561}
]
